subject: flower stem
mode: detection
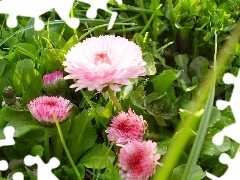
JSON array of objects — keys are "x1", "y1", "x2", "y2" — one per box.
[
  {"x1": 44, "y1": 128, "x2": 50, "y2": 162},
  {"x1": 108, "y1": 88, "x2": 123, "y2": 112},
  {"x1": 97, "y1": 141, "x2": 115, "y2": 174},
  {"x1": 52, "y1": 113, "x2": 82, "y2": 180}
]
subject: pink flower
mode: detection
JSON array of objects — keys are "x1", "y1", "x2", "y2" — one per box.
[
  {"x1": 118, "y1": 140, "x2": 160, "y2": 180},
  {"x1": 43, "y1": 71, "x2": 63, "y2": 85},
  {"x1": 63, "y1": 35, "x2": 146, "y2": 92},
  {"x1": 27, "y1": 96, "x2": 72, "y2": 124},
  {"x1": 105, "y1": 109, "x2": 145, "y2": 146}
]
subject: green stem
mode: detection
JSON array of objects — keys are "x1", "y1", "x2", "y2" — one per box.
[
  {"x1": 181, "y1": 30, "x2": 217, "y2": 180},
  {"x1": 52, "y1": 113, "x2": 82, "y2": 180},
  {"x1": 44, "y1": 128, "x2": 50, "y2": 162},
  {"x1": 108, "y1": 88, "x2": 123, "y2": 112},
  {"x1": 138, "y1": 0, "x2": 148, "y2": 24},
  {"x1": 168, "y1": 0, "x2": 174, "y2": 24},
  {"x1": 96, "y1": 141, "x2": 115, "y2": 179}
]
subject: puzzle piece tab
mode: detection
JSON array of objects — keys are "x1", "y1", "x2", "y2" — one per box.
[
  {"x1": 76, "y1": 0, "x2": 123, "y2": 30},
  {"x1": 0, "y1": 0, "x2": 79, "y2": 30},
  {"x1": 0, "y1": 0, "x2": 123, "y2": 30},
  {"x1": 207, "y1": 70, "x2": 240, "y2": 179},
  {"x1": 212, "y1": 71, "x2": 240, "y2": 145},
  {"x1": 24, "y1": 155, "x2": 60, "y2": 180},
  {"x1": 0, "y1": 126, "x2": 24, "y2": 179},
  {"x1": 206, "y1": 149, "x2": 240, "y2": 179}
]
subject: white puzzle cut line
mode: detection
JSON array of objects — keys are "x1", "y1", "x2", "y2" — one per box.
[
  {"x1": 206, "y1": 70, "x2": 240, "y2": 179},
  {"x1": 0, "y1": 0, "x2": 123, "y2": 31},
  {"x1": 24, "y1": 155, "x2": 60, "y2": 180},
  {"x1": 0, "y1": 126, "x2": 24, "y2": 179},
  {"x1": 0, "y1": 126, "x2": 15, "y2": 147},
  {"x1": 206, "y1": 149, "x2": 240, "y2": 180}
]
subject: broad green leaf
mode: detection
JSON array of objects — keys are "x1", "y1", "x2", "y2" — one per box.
[
  {"x1": 61, "y1": 164, "x2": 85, "y2": 179},
  {"x1": 59, "y1": 35, "x2": 78, "y2": 59},
  {"x1": 209, "y1": 107, "x2": 221, "y2": 127},
  {"x1": 68, "y1": 109, "x2": 97, "y2": 163},
  {"x1": 157, "y1": 138, "x2": 170, "y2": 155},
  {"x1": 50, "y1": 32, "x2": 66, "y2": 49},
  {"x1": 201, "y1": 128, "x2": 231, "y2": 156},
  {"x1": 144, "y1": 52, "x2": 156, "y2": 75},
  {"x1": 189, "y1": 56, "x2": 209, "y2": 77},
  {"x1": 129, "y1": 91, "x2": 146, "y2": 109},
  {"x1": 24, "y1": 18, "x2": 39, "y2": 45},
  {"x1": 42, "y1": 49, "x2": 62, "y2": 72},
  {"x1": 13, "y1": 59, "x2": 42, "y2": 103},
  {"x1": 16, "y1": 43, "x2": 37, "y2": 60},
  {"x1": 2, "y1": 107, "x2": 45, "y2": 139},
  {"x1": 154, "y1": 70, "x2": 177, "y2": 95},
  {"x1": 80, "y1": 144, "x2": 115, "y2": 169},
  {"x1": 95, "y1": 102, "x2": 113, "y2": 126},
  {"x1": 31, "y1": 145, "x2": 44, "y2": 157},
  {"x1": 171, "y1": 164, "x2": 205, "y2": 180},
  {"x1": 0, "y1": 59, "x2": 7, "y2": 78},
  {"x1": 175, "y1": 54, "x2": 191, "y2": 85}
]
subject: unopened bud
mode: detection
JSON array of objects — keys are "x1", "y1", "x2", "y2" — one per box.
[{"x1": 2, "y1": 86, "x2": 16, "y2": 106}]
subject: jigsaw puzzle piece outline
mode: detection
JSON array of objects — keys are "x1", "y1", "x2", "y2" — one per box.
[{"x1": 24, "y1": 155, "x2": 60, "y2": 180}]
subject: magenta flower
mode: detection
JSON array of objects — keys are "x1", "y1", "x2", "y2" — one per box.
[
  {"x1": 118, "y1": 140, "x2": 160, "y2": 180},
  {"x1": 27, "y1": 96, "x2": 72, "y2": 125},
  {"x1": 63, "y1": 35, "x2": 146, "y2": 92},
  {"x1": 105, "y1": 109, "x2": 145, "y2": 146},
  {"x1": 43, "y1": 71, "x2": 63, "y2": 85}
]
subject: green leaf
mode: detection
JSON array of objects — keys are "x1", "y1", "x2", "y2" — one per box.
[
  {"x1": 61, "y1": 164, "x2": 85, "y2": 179},
  {"x1": 144, "y1": 52, "x2": 156, "y2": 75},
  {"x1": 13, "y1": 59, "x2": 42, "y2": 103},
  {"x1": 16, "y1": 43, "x2": 37, "y2": 60},
  {"x1": 189, "y1": 56, "x2": 209, "y2": 77},
  {"x1": 129, "y1": 91, "x2": 146, "y2": 109},
  {"x1": 42, "y1": 49, "x2": 62, "y2": 72},
  {"x1": 171, "y1": 164, "x2": 205, "y2": 180},
  {"x1": 80, "y1": 144, "x2": 115, "y2": 169},
  {"x1": 2, "y1": 107, "x2": 45, "y2": 139},
  {"x1": 31, "y1": 145, "x2": 44, "y2": 157},
  {"x1": 175, "y1": 54, "x2": 191, "y2": 85},
  {"x1": 201, "y1": 128, "x2": 231, "y2": 156},
  {"x1": 0, "y1": 59, "x2": 7, "y2": 78},
  {"x1": 59, "y1": 35, "x2": 78, "y2": 59},
  {"x1": 154, "y1": 70, "x2": 177, "y2": 95},
  {"x1": 157, "y1": 138, "x2": 170, "y2": 155},
  {"x1": 209, "y1": 107, "x2": 221, "y2": 127},
  {"x1": 68, "y1": 109, "x2": 97, "y2": 163}
]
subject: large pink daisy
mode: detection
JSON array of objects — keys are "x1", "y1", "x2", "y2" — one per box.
[{"x1": 63, "y1": 35, "x2": 146, "y2": 92}]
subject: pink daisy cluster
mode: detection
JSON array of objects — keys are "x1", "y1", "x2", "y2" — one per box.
[
  {"x1": 105, "y1": 109, "x2": 145, "y2": 146},
  {"x1": 27, "y1": 96, "x2": 72, "y2": 125},
  {"x1": 105, "y1": 109, "x2": 161, "y2": 179},
  {"x1": 63, "y1": 35, "x2": 146, "y2": 92},
  {"x1": 43, "y1": 71, "x2": 63, "y2": 85},
  {"x1": 118, "y1": 140, "x2": 160, "y2": 180}
]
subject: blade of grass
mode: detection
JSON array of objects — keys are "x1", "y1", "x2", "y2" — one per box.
[
  {"x1": 181, "y1": 31, "x2": 218, "y2": 180},
  {"x1": 0, "y1": 20, "x2": 135, "y2": 47},
  {"x1": 137, "y1": 4, "x2": 162, "y2": 37}
]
